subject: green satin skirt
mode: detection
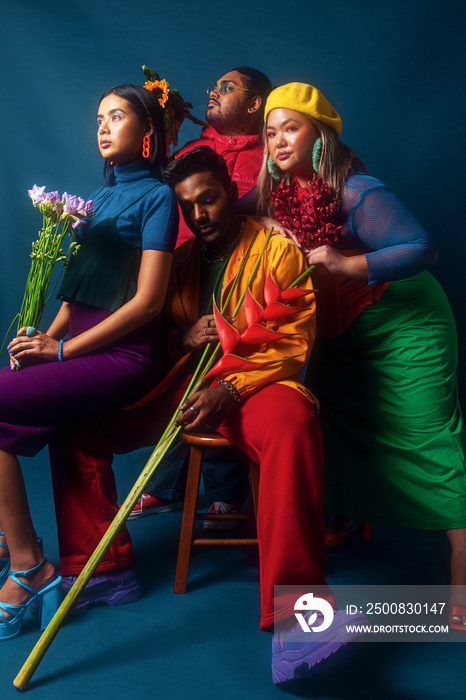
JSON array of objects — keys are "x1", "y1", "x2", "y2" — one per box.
[{"x1": 306, "y1": 271, "x2": 466, "y2": 529}]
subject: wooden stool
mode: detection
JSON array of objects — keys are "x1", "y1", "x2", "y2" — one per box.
[{"x1": 174, "y1": 431, "x2": 259, "y2": 594}]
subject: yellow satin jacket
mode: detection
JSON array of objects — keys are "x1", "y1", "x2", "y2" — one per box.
[{"x1": 164, "y1": 217, "x2": 318, "y2": 406}]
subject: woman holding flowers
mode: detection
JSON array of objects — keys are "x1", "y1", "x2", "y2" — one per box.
[
  {"x1": 257, "y1": 82, "x2": 466, "y2": 630},
  {"x1": 0, "y1": 83, "x2": 178, "y2": 640}
]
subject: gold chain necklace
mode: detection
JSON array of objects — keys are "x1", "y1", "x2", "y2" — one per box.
[{"x1": 200, "y1": 221, "x2": 245, "y2": 264}]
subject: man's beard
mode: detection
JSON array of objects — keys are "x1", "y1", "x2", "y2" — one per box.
[
  {"x1": 206, "y1": 104, "x2": 242, "y2": 135},
  {"x1": 206, "y1": 107, "x2": 223, "y2": 128}
]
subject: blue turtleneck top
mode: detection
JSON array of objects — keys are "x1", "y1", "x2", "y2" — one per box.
[{"x1": 81, "y1": 159, "x2": 178, "y2": 252}]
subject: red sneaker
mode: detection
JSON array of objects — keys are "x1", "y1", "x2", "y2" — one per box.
[
  {"x1": 124, "y1": 493, "x2": 177, "y2": 520},
  {"x1": 203, "y1": 502, "x2": 240, "y2": 530}
]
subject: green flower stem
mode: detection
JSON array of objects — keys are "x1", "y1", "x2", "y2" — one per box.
[
  {"x1": 22, "y1": 219, "x2": 70, "y2": 329},
  {"x1": 0, "y1": 314, "x2": 19, "y2": 355},
  {"x1": 14, "y1": 419, "x2": 181, "y2": 692},
  {"x1": 14, "y1": 226, "x2": 274, "y2": 688},
  {"x1": 287, "y1": 263, "x2": 316, "y2": 289},
  {"x1": 14, "y1": 363, "x2": 204, "y2": 690},
  {"x1": 222, "y1": 228, "x2": 261, "y2": 313},
  {"x1": 43, "y1": 266, "x2": 67, "y2": 307},
  {"x1": 3, "y1": 215, "x2": 77, "y2": 355},
  {"x1": 233, "y1": 226, "x2": 274, "y2": 312}
]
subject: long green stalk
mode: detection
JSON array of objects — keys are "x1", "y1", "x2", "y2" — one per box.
[
  {"x1": 1, "y1": 215, "x2": 77, "y2": 356},
  {"x1": 14, "y1": 425, "x2": 180, "y2": 690},
  {"x1": 13, "y1": 227, "x2": 281, "y2": 689},
  {"x1": 287, "y1": 263, "x2": 316, "y2": 289}
]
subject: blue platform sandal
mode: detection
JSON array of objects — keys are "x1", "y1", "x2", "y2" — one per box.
[
  {"x1": 0, "y1": 556, "x2": 62, "y2": 641},
  {"x1": 0, "y1": 532, "x2": 44, "y2": 587}
]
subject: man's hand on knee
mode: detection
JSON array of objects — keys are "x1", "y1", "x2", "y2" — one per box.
[{"x1": 175, "y1": 385, "x2": 235, "y2": 432}]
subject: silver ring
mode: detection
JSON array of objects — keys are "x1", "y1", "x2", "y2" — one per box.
[
  {"x1": 189, "y1": 406, "x2": 196, "y2": 413},
  {"x1": 203, "y1": 326, "x2": 208, "y2": 336}
]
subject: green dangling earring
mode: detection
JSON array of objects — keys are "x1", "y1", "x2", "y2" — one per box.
[
  {"x1": 267, "y1": 154, "x2": 283, "y2": 181},
  {"x1": 312, "y1": 137, "x2": 322, "y2": 172}
]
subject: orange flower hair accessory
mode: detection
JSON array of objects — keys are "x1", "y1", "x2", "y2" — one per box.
[
  {"x1": 144, "y1": 78, "x2": 169, "y2": 108},
  {"x1": 142, "y1": 65, "x2": 207, "y2": 154}
]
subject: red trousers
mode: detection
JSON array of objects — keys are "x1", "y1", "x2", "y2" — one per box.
[{"x1": 49, "y1": 383, "x2": 329, "y2": 628}]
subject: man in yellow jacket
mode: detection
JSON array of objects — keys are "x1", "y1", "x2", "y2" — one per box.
[
  {"x1": 162, "y1": 159, "x2": 317, "y2": 413},
  {"x1": 141, "y1": 142, "x2": 317, "y2": 520},
  {"x1": 51, "y1": 146, "x2": 363, "y2": 682}
]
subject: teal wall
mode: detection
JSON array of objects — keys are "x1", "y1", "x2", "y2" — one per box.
[{"x1": 1, "y1": 0, "x2": 464, "y2": 392}]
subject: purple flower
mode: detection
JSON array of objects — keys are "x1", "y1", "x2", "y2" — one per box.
[
  {"x1": 62, "y1": 192, "x2": 79, "y2": 215},
  {"x1": 45, "y1": 191, "x2": 60, "y2": 204},
  {"x1": 62, "y1": 193, "x2": 94, "y2": 218},
  {"x1": 38, "y1": 191, "x2": 62, "y2": 223},
  {"x1": 71, "y1": 218, "x2": 87, "y2": 230},
  {"x1": 28, "y1": 185, "x2": 47, "y2": 205},
  {"x1": 79, "y1": 198, "x2": 94, "y2": 216}
]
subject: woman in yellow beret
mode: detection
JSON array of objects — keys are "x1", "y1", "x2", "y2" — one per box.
[{"x1": 256, "y1": 82, "x2": 466, "y2": 631}]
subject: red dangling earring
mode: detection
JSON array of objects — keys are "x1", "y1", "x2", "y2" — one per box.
[{"x1": 142, "y1": 135, "x2": 151, "y2": 159}]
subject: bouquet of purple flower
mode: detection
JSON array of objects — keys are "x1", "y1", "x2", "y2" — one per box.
[{"x1": 1, "y1": 186, "x2": 93, "y2": 353}]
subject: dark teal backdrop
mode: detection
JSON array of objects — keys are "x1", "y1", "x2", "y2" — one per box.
[
  {"x1": 1, "y1": 0, "x2": 465, "y2": 394},
  {"x1": 0, "y1": 4, "x2": 465, "y2": 699}
]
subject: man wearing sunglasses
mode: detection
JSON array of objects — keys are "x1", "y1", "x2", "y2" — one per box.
[{"x1": 175, "y1": 66, "x2": 272, "y2": 247}]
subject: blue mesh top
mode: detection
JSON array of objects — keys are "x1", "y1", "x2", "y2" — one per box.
[
  {"x1": 80, "y1": 159, "x2": 179, "y2": 252},
  {"x1": 340, "y1": 173, "x2": 438, "y2": 284}
]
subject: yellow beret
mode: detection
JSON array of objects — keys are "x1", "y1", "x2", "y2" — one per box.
[{"x1": 264, "y1": 82, "x2": 342, "y2": 137}]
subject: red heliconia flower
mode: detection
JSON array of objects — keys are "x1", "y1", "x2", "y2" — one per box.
[
  {"x1": 213, "y1": 299, "x2": 240, "y2": 355},
  {"x1": 280, "y1": 288, "x2": 315, "y2": 301},
  {"x1": 244, "y1": 286, "x2": 264, "y2": 325},
  {"x1": 264, "y1": 270, "x2": 281, "y2": 305},
  {"x1": 262, "y1": 301, "x2": 303, "y2": 322},
  {"x1": 239, "y1": 324, "x2": 289, "y2": 345},
  {"x1": 264, "y1": 268, "x2": 314, "y2": 303},
  {"x1": 206, "y1": 268, "x2": 308, "y2": 385},
  {"x1": 203, "y1": 352, "x2": 265, "y2": 383}
]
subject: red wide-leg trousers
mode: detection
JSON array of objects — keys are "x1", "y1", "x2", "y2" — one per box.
[{"x1": 50, "y1": 383, "x2": 328, "y2": 628}]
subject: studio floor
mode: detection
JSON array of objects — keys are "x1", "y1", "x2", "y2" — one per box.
[{"x1": 1, "y1": 447, "x2": 464, "y2": 700}]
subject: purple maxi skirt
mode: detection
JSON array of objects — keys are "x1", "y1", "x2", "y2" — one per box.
[{"x1": 0, "y1": 303, "x2": 166, "y2": 456}]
